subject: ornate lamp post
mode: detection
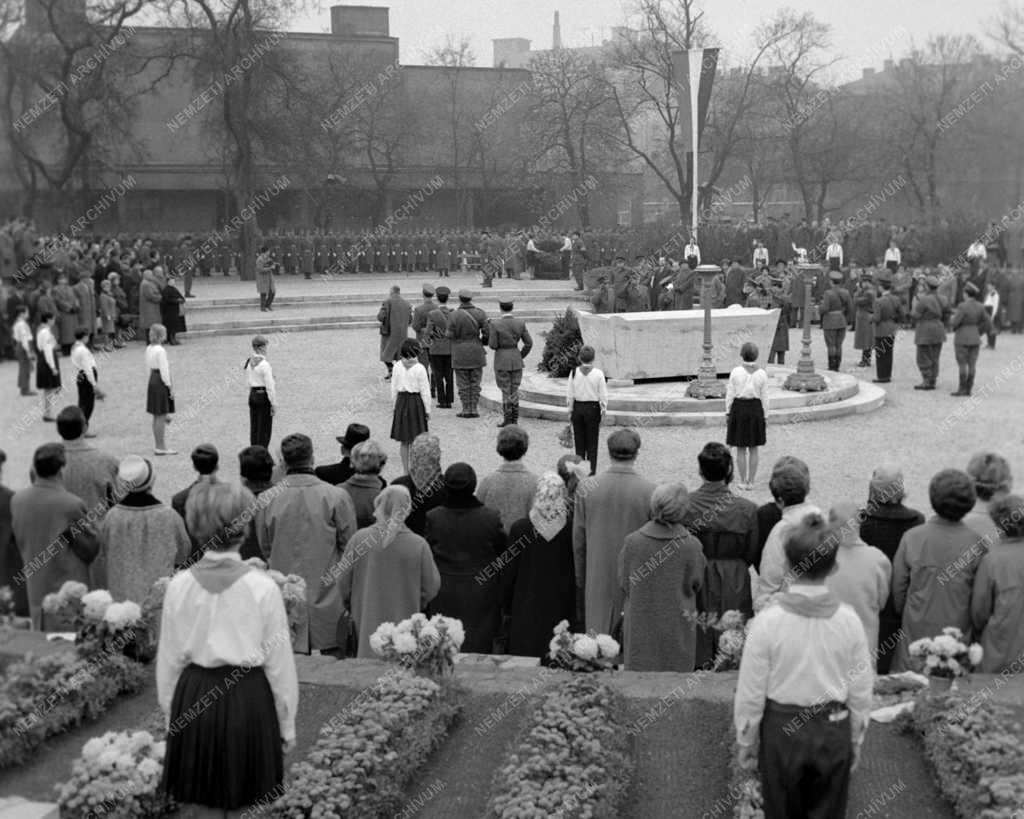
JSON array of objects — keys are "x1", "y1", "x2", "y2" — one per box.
[
  {"x1": 784, "y1": 263, "x2": 827, "y2": 392},
  {"x1": 686, "y1": 264, "x2": 727, "y2": 399}
]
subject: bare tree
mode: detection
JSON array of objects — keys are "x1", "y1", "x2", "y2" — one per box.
[
  {"x1": 992, "y1": 1, "x2": 1024, "y2": 55},
  {"x1": 0, "y1": 0, "x2": 157, "y2": 219},
  {"x1": 605, "y1": 0, "x2": 709, "y2": 225}
]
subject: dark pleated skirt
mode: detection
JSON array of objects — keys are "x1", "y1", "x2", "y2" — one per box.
[
  {"x1": 162, "y1": 664, "x2": 283, "y2": 810},
  {"x1": 391, "y1": 391, "x2": 428, "y2": 443},
  {"x1": 146, "y1": 369, "x2": 172, "y2": 415},
  {"x1": 36, "y1": 353, "x2": 61, "y2": 389},
  {"x1": 726, "y1": 397, "x2": 766, "y2": 447}
]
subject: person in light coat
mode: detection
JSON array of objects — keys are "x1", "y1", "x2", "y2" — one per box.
[
  {"x1": 138, "y1": 269, "x2": 163, "y2": 337},
  {"x1": 337, "y1": 485, "x2": 441, "y2": 659},
  {"x1": 971, "y1": 495, "x2": 1024, "y2": 674}
]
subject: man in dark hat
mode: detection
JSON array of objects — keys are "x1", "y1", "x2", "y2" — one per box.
[
  {"x1": 871, "y1": 270, "x2": 901, "y2": 384},
  {"x1": 411, "y1": 283, "x2": 436, "y2": 398},
  {"x1": 448, "y1": 289, "x2": 488, "y2": 418},
  {"x1": 315, "y1": 423, "x2": 381, "y2": 487},
  {"x1": 911, "y1": 275, "x2": 949, "y2": 390},
  {"x1": 426, "y1": 286, "x2": 454, "y2": 408},
  {"x1": 820, "y1": 269, "x2": 854, "y2": 371},
  {"x1": 949, "y1": 281, "x2": 991, "y2": 397},
  {"x1": 489, "y1": 299, "x2": 533, "y2": 427}
]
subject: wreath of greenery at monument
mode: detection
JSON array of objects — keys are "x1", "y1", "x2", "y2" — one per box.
[{"x1": 538, "y1": 308, "x2": 582, "y2": 378}]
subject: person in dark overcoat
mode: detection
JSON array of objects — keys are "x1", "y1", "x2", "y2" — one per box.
[
  {"x1": 377, "y1": 285, "x2": 412, "y2": 380},
  {"x1": 52, "y1": 271, "x2": 79, "y2": 354},
  {"x1": 504, "y1": 473, "x2": 576, "y2": 657},
  {"x1": 70, "y1": 270, "x2": 95, "y2": 345},
  {"x1": 160, "y1": 274, "x2": 187, "y2": 345},
  {"x1": 425, "y1": 463, "x2": 507, "y2": 654},
  {"x1": 853, "y1": 274, "x2": 876, "y2": 367},
  {"x1": 0, "y1": 449, "x2": 29, "y2": 617}
]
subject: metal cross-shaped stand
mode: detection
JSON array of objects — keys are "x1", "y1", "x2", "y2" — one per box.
[
  {"x1": 686, "y1": 264, "x2": 727, "y2": 399},
  {"x1": 784, "y1": 263, "x2": 827, "y2": 392}
]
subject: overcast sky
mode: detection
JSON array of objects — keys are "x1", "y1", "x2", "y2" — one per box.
[{"x1": 294, "y1": 0, "x2": 1009, "y2": 81}]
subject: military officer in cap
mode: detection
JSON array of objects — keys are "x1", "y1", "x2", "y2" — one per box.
[
  {"x1": 871, "y1": 270, "x2": 901, "y2": 384},
  {"x1": 911, "y1": 274, "x2": 949, "y2": 390},
  {"x1": 411, "y1": 283, "x2": 436, "y2": 397},
  {"x1": 949, "y1": 281, "x2": 991, "y2": 397},
  {"x1": 820, "y1": 268, "x2": 854, "y2": 371},
  {"x1": 448, "y1": 289, "x2": 488, "y2": 417},
  {"x1": 299, "y1": 234, "x2": 313, "y2": 279},
  {"x1": 426, "y1": 286, "x2": 455, "y2": 407},
  {"x1": 489, "y1": 299, "x2": 533, "y2": 427}
]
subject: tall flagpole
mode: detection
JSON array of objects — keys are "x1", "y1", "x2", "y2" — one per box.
[{"x1": 689, "y1": 49, "x2": 701, "y2": 244}]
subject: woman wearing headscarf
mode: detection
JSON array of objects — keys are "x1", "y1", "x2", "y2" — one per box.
[
  {"x1": 391, "y1": 432, "x2": 447, "y2": 537},
  {"x1": 337, "y1": 485, "x2": 441, "y2": 659},
  {"x1": 158, "y1": 481, "x2": 297, "y2": 816},
  {"x1": 618, "y1": 483, "x2": 706, "y2": 671},
  {"x1": 963, "y1": 452, "x2": 1013, "y2": 546},
  {"x1": 504, "y1": 473, "x2": 576, "y2": 655},
  {"x1": 99, "y1": 455, "x2": 190, "y2": 601},
  {"x1": 340, "y1": 440, "x2": 387, "y2": 529},
  {"x1": 425, "y1": 463, "x2": 507, "y2": 653}
]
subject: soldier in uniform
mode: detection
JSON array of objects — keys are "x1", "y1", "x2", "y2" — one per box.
[
  {"x1": 871, "y1": 270, "x2": 901, "y2": 384},
  {"x1": 489, "y1": 299, "x2": 533, "y2": 427},
  {"x1": 177, "y1": 235, "x2": 195, "y2": 298},
  {"x1": 436, "y1": 234, "x2": 451, "y2": 278},
  {"x1": 448, "y1": 289, "x2": 488, "y2": 417},
  {"x1": 853, "y1": 274, "x2": 876, "y2": 367},
  {"x1": 299, "y1": 234, "x2": 314, "y2": 280},
  {"x1": 372, "y1": 235, "x2": 384, "y2": 272},
  {"x1": 426, "y1": 286, "x2": 455, "y2": 408},
  {"x1": 411, "y1": 283, "x2": 436, "y2": 398},
  {"x1": 217, "y1": 236, "x2": 233, "y2": 276},
  {"x1": 570, "y1": 231, "x2": 588, "y2": 290},
  {"x1": 196, "y1": 239, "x2": 212, "y2": 278},
  {"x1": 590, "y1": 272, "x2": 615, "y2": 314},
  {"x1": 399, "y1": 233, "x2": 410, "y2": 273},
  {"x1": 616, "y1": 270, "x2": 650, "y2": 313},
  {"x1": 821, "y1": 269, "x2": 854, "y2": 371},
  {"x1": 313, "y1": 233, "x2": 326, "y2": 275},
  {"x1": 324, "y1": 234, "x2": 338, "y2": 276},
  {"x1": 949, "y1": 281, "x2": 991, "y2": 397},
  {"x1": 911, "y1": 274, "x2": 949, "y2": 391}
]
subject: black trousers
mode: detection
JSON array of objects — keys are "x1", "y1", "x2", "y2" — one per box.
[
  {"x1": 77, "y1": 370, "x2": 96, "y2": 421},
  {"x1": 759, "y1": 699, "x2": 852, "y2": 819},
  {"x1": 874, "y1": 335, "x2": 894, "y2": 381},
  {"x1": 429, "y1": 353, "x2": 454, "y2": 406},
  {"x1": 916, "y1": 343, "x2": 943, "y2": 386},
  {"x1": 571, "y1": 401, "x2": 601, "y2": 475},
  {"x1": 16, "y1": 346, "x2": 32, "y2": 393},
  {"x1": 249, "y1": 388, "x2": 272, "y2": 447}
]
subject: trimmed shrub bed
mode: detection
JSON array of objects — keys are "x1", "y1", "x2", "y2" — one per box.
[
  {"x1": 903, "y1": 691, "x2": 1024, "y2": 818},
  {"x1": 273, "y1": 670, "x2": 463, "y2": 817},
  {"x1": 487, "y1": 675, "x2": 634, "y2": 818}
]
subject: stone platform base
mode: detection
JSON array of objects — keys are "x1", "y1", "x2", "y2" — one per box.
[
  {"x1": 481, "y1": 365, "x2": 885, "y2": 426},
  {"x1": 0, "y1": 798, "x2": 58, "y2": 818}
]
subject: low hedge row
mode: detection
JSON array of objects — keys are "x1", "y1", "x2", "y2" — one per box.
[
  {"x1": 273, "y1": 670, "x2": 462, "y2": 818},
  {"x1": 904, "y1": 691, "x2": 1024, "y2": 819},
  {"x1": 487, "y1": 675, "x2": 634, "y2": 818},
  {"x1": 0, "y1": 649, "x2": 148, "y2": 769}
]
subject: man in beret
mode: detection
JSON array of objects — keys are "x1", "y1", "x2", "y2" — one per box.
[
  {"x1": 871, "y1": 270, "x2": 901, "y2": 384},
  {"x1": 949, "y1": 281, "x2": 991, "y2": 397},
  {"x1": 425, "y1": 287, "x2": 455, "y2": 409},
  {"x1": 256, "y1": 433, "x2": 357, "y2": 655},
  {"x1": 411, "y1": 283, "x2": 436, "y2": 399},
  {"x1": 489, "y1": 299, "x2": 533, "y2": 427},
  {"x1": 911, "y1": 274, "x2": 949, "y2": 390},
  {"x1": 448, "y1": 290, "x2": 488, "y2": 418},
  {"x1": 820, "y1": 269, "x2": 854, "y2": 371}
]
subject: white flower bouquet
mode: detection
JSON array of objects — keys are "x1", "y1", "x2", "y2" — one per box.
[
  {"x1": 713, "y1": 610, "x2": 748, "y2": 672},
  {"x1": 56, "y1": 730, "x2": 174, "y2": 818},
  {"x1": 246, "y1": 559, "x2": 309, "y2": 650},
  {"x1": 908, "y1": 627, "x2": 983, "y2": 679},
  {"x1": 546, "y1": 619, "x2": 620, "y2": 672},
  {"x1": 41, "y1": 581, "x2": 91, "y2": 629},
  {"x1": 370, "y1": 613, "x2": 465, "y2": 676}
]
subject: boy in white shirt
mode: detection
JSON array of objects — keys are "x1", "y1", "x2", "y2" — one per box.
[
  {"x1": 12, "y1": 305, "x2": 36, "y2": 396},
  {"x1": 735, "y1": 512, "x2": 873, "y2": 819}
]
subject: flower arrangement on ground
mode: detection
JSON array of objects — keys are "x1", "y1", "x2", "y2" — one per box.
[
  {"x1": 56, "y1": 730, "x2": 174, "y2": 818},
  {"x1": 903, "y1": 691, "x2": 1024, "y2": 818},
  {"x1": 40, "y1": 582, "x2": 156, "y2": 662},
  {"x1": 712, "y1": 610, "x2": 748, "y2": 672},
  {"x1": 546, "y1": 619, "x2": 619, "y2": 672},
  {"x1": 273, "y1": 670, "x2": 462, "y2": 818},
  {"x1": 370, "y1": 613, "x2": 465, "y2": 677},
  {"x1": 732, "y1": 739, "x2": 764, "y2": 819},
  {"x1": 0, "y1": 649, "x2": 148, "y2": 769},
  {"x1": 908, "y1": 627, "x2": 983, "y2": 679},
  {"x1": 487, "y1": 675, "x2": 633, "y2": 818}
]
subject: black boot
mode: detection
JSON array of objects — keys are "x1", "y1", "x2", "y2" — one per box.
[{"x1": 951, "y1": 376, "x2": 968, "y2": 396}]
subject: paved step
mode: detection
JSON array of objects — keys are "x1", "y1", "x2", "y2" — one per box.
[
  {"x1": 0, "y1": 799, "x2": 58, "y2": 818},
  {"x1": 182, "y1": 308, "x2": 566, "y2": 337},
  {"x1": 187, "y1": 288, "x2": 587, "y2": 310},
  {"x1": 481, "y1": 381, "x2": 886, "y2": 426}
]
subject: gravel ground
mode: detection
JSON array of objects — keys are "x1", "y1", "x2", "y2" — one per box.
[{"x1": 2, "y1": 321, "x2": 1021, "y2": 512}]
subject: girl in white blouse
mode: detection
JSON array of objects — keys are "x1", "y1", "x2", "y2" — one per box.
[
  {"x1": 158, "y1": 480, "x2": 298, "y2": 814},
  {"x1": 391, "y1": 338, "x2": 432, "y2": 472},
  {"x1": 35, "y1": 311, "x2": 61, "y2": 422},
  {"x1": 883, "y1": 238, "x2": 901, "y2": 273},
  {"x1": 725, "y1": 342, "x2": 769, "y2": 490},
  {"x1": 145, "y1": 323, "x2": 176, "y2": 455}
]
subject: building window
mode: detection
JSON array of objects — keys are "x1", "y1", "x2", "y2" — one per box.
[{"x1": 618, "y1": 199, "x2": 632, "y2": 226}]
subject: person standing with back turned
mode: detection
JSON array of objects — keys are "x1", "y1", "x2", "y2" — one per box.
[{"x1": 244, "y1": 335, "x2": 276, "y2": 447}]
